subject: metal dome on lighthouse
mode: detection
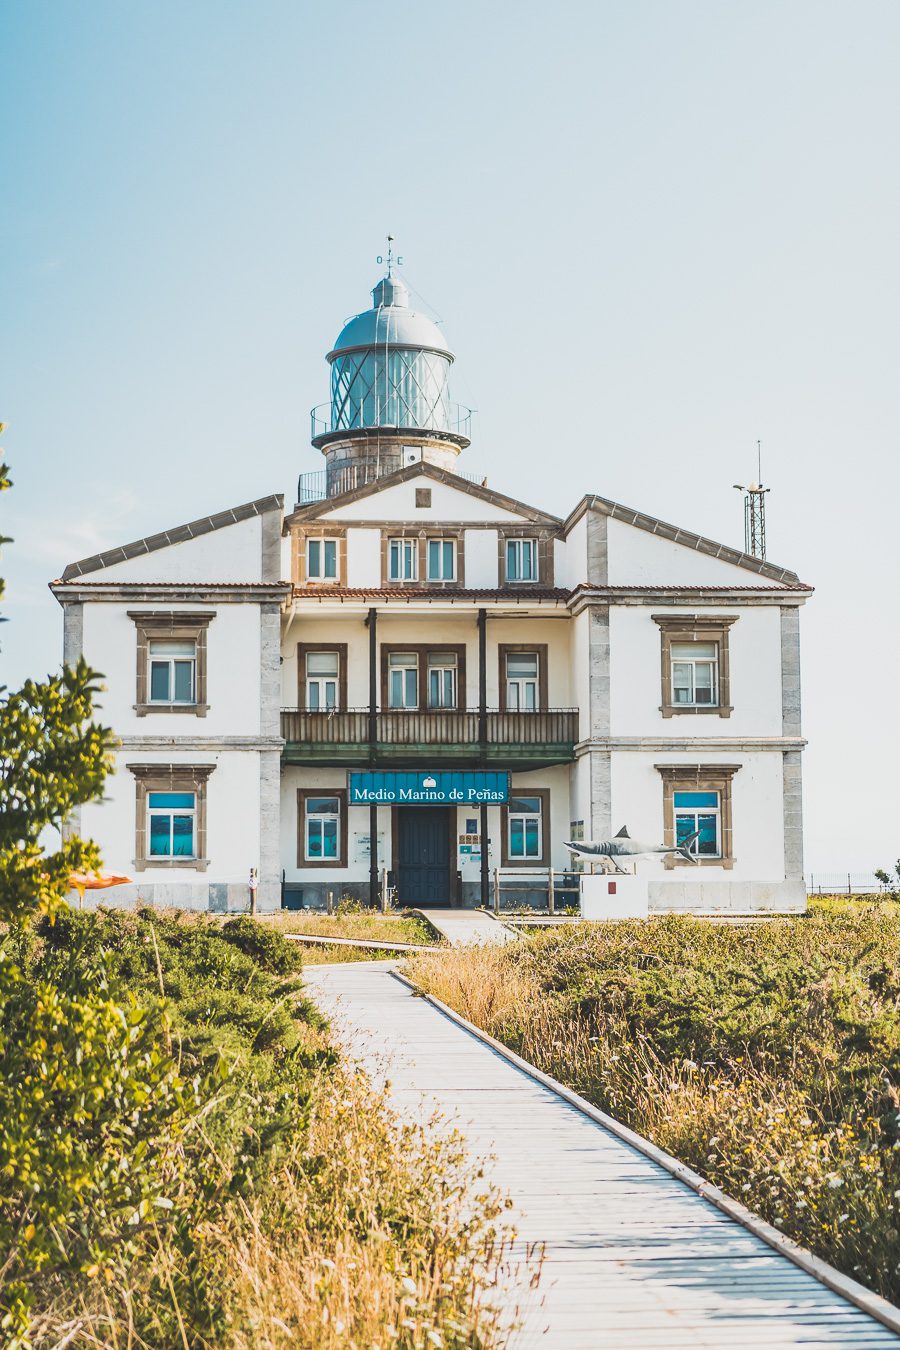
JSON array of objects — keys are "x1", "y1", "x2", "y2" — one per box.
[{"x1": 307, "y1": 240, "x2": 472, "y2": 501}]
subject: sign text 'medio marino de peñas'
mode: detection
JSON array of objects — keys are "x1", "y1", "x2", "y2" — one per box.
[{"x1": 347, "y1": 771, "x2": 509, "y2": 806}]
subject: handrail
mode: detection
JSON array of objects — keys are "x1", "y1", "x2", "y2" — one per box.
[
  {"x1": 281, "y1": 707, "x2": 579, "y2": 745},
  {"x1": 297, "y1": 459, "x2": 485, "y2": 505}
]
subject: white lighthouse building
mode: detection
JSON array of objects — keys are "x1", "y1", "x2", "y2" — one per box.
[{"x1": 51, "y1": 263, "x2": 811, "y2": 915}]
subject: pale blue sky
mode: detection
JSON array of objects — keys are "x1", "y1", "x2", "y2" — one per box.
[{"x1": 2, "y1": 1, "x2": 898, "y2": 871}]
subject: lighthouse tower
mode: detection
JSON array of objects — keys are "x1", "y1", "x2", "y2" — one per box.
[{"x1": 307, "y1": 261, "x2": 471, "y2": 501}]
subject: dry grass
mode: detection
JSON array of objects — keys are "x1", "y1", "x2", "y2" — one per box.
[
  {"x1": 299, "y1": 944, "x2": 403, "y2": 965},
  {"x1": 263, "y1": 910, "x2": 439, "y2": 947},
  {"x1": 406, "y1": 909, "x2": 900, "y2": 1302},
  {"x1": 32, "y1": 1061, "x2": 522, "y2": 1349}
]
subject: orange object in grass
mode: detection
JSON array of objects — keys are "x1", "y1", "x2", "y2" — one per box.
[{"x1": 68, "y1": 871, "x2": 133, "y2": 906}]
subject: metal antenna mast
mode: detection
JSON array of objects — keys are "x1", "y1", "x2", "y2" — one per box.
[{"x1": 733, "y1": 440, "x2": 771, "y2": 560}]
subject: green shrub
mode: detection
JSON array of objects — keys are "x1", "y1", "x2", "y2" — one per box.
[{"x1": 221, "y1": 913, "x2": 308, "y2": 976}]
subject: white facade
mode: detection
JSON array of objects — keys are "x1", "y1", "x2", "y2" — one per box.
[{"x1": 51, "y1": 464, "x2": 811, "y2": 916}]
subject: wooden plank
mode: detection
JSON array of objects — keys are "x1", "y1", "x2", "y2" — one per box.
[{"x1": 305, "y1": 964, "x2": 900, "y2": 1349}]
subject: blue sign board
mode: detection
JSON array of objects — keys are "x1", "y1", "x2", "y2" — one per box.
[{"x1": 347, "y1": 771, "x2": 509, "y2": 806}]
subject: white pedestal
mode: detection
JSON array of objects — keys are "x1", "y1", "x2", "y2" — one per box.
[{"x1": 580, "y1": 874, "x2": 649, "y2": 920}]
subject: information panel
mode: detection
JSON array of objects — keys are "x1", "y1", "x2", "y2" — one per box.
[{"x1": 347, "y1": 770, "x2": 509, "y2": 806}]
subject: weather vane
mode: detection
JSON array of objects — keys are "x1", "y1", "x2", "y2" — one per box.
[{"x1": 376, "y1": 235, "x2": 403, "y2": 277}]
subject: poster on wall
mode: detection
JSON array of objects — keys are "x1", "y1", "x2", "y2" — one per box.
[{"x1": 353, "y1": 832, "x2": 384, "y2": 864}]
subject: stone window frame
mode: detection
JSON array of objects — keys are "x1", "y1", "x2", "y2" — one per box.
[
  {"x1": 292, "y1": 525, "x2": 347, "y2": 587},
  {"x1": 501, "y1": 787, "x2": 551, "y2": 867},
  {"x1": 297, "y1": 787, "x2": 348, "y2": 868},
  {"x1": 380, "y1": 643, "x2": 468, "y2": 711},
  {"x1": 652, "y1": 614, "x2": 737, "y2": 719},
  {"x1": 655, "y1": 763, "x2": 741, "y2": 869},
  {"x1": 498, "y1": 527, "x2": 555, "y2": 587},
  {"x1": 297, "y1": 642, "x2": 349, "y2": 711},
  {"x1": 379, "y1": 527, "x2": 466, "y2": 588},
  {"x1": 127, "y1": 762, "x2": 215, "y2": 872},
  {"x1": 128, "y1": 611, "x2": 215, "y2": 717},
  {"x1": 498, "y1": 644, "x2": 549, "y2": 712}
]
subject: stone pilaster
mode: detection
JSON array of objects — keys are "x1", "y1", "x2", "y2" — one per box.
[
  {"x1": 780, "y1": 607, "x2": 802, "y2": 736},
  {"x1": 588, "y1": 603, "x2": 611, "y2": 839},
  {"x1": 260, "y1": 507, "x2": 283, "y2": 583},
  {"x1": 586, "y1": 509, "x2": 608, "y2": 584}
]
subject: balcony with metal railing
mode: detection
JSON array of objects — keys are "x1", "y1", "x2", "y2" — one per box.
[
  {"x1": 310, "y1": 401, "x2": 473, "y2": 445},
  {"x1": 280, "y1": 707, "x2": 579, "y2": 769}
]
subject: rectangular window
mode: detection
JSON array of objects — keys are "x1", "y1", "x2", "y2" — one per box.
[
  {"x1": 306, "y1": 651, "x2": 339, "y2": 710},
  {"x1": 506, "y1": 538, "x2": 538, "y2": 583},
  {"x1": 305, "y1": 795, "x2": 341, "y2": 862},
  {"x1": 674, "y1": 789, "x2": 721, "y2": 858},
  {"x1": 389, "y1": 538, "x2": 418, "y2": 582},
  {"x1": 427, "y1": 651, "x2": 458, "y2": 708},
  {"x1": 388, "y1": 652, "x2": 418, "y2": 708},
  {"x1": 507, "y1": 795, "x2": 543, "y2": 859},
  {"x1": 427, "y1": 538, "x2": 456, "y2": 581},
  {"x1": 148, "y1": 790, "x2": 196, "y2": 858},
  {"x1": 506, "y1": 652, "x2": 539, "y2": 711},
  {"x1": 654, "y1": 615, "x2": 736, "y2": 719},
  {"x1": 671, "y1": 642, "x2": 719, "y2": 708},
  {"x1": 307, "y1": 537, "x2": 339, "y2": 582},
  {"x1": 148, "y1": 639, "x2": 196, "y2": 704}
]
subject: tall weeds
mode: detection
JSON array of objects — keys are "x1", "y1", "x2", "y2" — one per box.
[
  {"x1": 408, "y1": 908, "x2": 900, "y2": 1302},
  {"x1": 16, "y1": 909, "x2": 517, "y2": 1348}
]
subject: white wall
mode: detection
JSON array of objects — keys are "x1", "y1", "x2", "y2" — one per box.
[
  {"x1": 560, "y1": 512, "x2": 587, "y2": 590},
  {"x1": 91, "y1": 515, "x2": 264, "y2": 583},
  {"x1": 571, "y1": 609, "x2": 592, "y2": 740},
  {"x1": 487, "y1": 617, "x2": 574, "y2": 706},
  {"x1": 324, "y1": 475, "x2": 527, "y2": 522},
  {"x1": 83, "y1": 602, "x2": 262, "y2": 736},
  {"x1": 605, "y1": 516, "x2": 795, "y2": 587},
  {"x1": 280, "y1": 763, "x2": 574, "y2": 889},
  {"x1": 608, "y1": 605, "x2": 784, "y2": 737},
  {"x1": 282, "y1": 613, "x2": 573, "y2": 708},
  {"x1": 82, "y1": 749, "x2": 262, "y2": 886},
  {"x1": 346, "y1": 527, "x2": 382, "y2": 587},
  {"x1": 610, "y1": 750, "x2": 785, "y2": 881},
  {"x1": 464, "y1": 528, "x2": 499, "y2": 587},
  {"x1": 280, "y1": 765, "x2": 382, "y2": 886}
]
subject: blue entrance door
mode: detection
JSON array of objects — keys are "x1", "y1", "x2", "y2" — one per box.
[{"x1": 397, "y1": 807, "x2": 450, "y2": 905}]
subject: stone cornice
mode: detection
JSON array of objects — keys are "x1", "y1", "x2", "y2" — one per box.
[
  {"x1": 117, "y1": 736, "x2": 285, "y2": 751},
  {"x1": 50, "y1": 582, "x2": 292, "y2": 605},
  {"x1": 568, "y1": 585, "x2": 812, "y2": 613},
  {"x1": 575, "y1": 736, "x2": 807, "y2": 753}
]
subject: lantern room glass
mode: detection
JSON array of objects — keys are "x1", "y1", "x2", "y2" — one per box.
[{"x1": 331, "y1": 349, "x2": 452, "y2": 432}]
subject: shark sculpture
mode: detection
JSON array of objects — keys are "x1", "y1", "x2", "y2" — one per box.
[{"x1": 564, "y1": 826, "x2": 701, "y2": 871}]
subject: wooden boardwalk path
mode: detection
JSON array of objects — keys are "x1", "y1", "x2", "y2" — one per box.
[
  {"x1": 412, "y1": 907, "x2": 518, "y2": 946},
  {"x1": 304, "y1": 961, "x2": 900, "y2": 1349}
]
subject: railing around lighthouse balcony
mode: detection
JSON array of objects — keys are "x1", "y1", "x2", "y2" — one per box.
[
  {"x1": 296, "y1": 456, "x2": 486, "y2": 505},
  {"x1": 310, "y1": 402, "x2": 473, "y2": 443},
  {"x1": 280, "y1": 707, "x2": 579, "y2": 769}
]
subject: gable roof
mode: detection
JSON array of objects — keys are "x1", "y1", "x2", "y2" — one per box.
[
  {"x1": 564, "y1": 493, "x2": 805, "y2": 586},
  {"x1": 61, "y1": 494, "x2": 284, "y2": 581},
  {"x1": 283, "y1": 462, "x2": 562, "y2": 528}
]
